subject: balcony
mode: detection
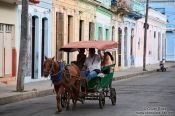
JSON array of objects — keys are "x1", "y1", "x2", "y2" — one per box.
[
  {"x1": 111, "y1": 0, "x2": 132, "y2": 16},
  {"x1": 128, "y1": 0, "x2": 145, "y2": 20}
]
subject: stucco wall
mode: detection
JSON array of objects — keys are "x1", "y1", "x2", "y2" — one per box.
[
  {"x1": 134, "y1": 8, "x2": 166, "y2": 67},
  {"x1": 96, "y1": 7, "x2": 112, "y2": 40},
  {"x1": 0, "y1": 2, "x2": 16, "y2": 24}
]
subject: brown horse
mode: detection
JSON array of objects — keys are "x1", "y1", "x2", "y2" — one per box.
[{"x1": 43, "y1": 56, "x2": 83, "y2": 112}]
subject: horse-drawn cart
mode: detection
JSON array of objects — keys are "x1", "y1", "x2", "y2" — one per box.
[{"x1": 60, "y1": 40, "x2": 117, "y2": 109}]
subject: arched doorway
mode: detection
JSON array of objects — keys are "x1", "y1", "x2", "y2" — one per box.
[
  {"x1": 130, "y1": 28, "x2": 134, "y2": 65},
  {"x1": 41, "y1": 17, "x2": 48, "y2": 76},
  {"x1": 32, "y1": 16, "x2": 39, "y2": 79}
]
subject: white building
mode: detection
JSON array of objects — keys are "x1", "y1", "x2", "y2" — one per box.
[{"x1": 135, "y1": 8, "x2": 167, "y2": 67}]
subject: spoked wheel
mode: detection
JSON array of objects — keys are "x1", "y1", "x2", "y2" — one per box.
[
  {"x1": 61, "y1": 91, "x2": 68, "y2": 108},
  {"x1": 110, "y1": 88, "x2": 116, "y2": 105},
  {"x1": 99, "y1": 92, "x2": 105, "y2": 109}
]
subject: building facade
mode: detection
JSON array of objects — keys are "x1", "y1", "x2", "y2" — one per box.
[
  {"x1": 0, "y1": 0, "x2": 17, "y2": 81},
  {"x1": 115, "y1": 0, "x2": 145, "y2": 69},
  {"x1": 16, "y1": 0, "x2": 52, "y2": 82},
  {"x1": 53, "y1": 0, "x2": 78, "y2": 63},
  {"x1": 148, "y1": 0, "x2": 175, "y2": 61},
  {"x1": 95, "y1": 0, "x2": 112, "y2": 41},
  {"x1": 135, "y1": 8, "x2": 167, "y2": 67}
]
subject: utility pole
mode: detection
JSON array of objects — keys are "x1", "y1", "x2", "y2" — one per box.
[
  {"x1": 143, "y1": 0, "x2": 149, "y2": 71},
  {"x1": 16, "y1": 0, "x2": 29, "y2": 92}
]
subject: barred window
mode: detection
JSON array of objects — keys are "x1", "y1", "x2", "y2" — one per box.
[
  {"x1": 0, "y1": 24, "x2": 3, "y2": 32},
  {"x1": 6, "y1": 25, "x2": 12, "y2": 32}
]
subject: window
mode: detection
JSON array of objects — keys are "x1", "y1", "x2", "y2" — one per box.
[
  {"x1": 0, "y1": 24, "x2": 3, "y2": 32},
  {"x1": 5, "y1": 25, "x2": 12, "y2": 32},
  {"x1": 79, "y1": 20, "x2": 84, "y2": 41},
  {"x1": 106, "y1": 29, "x2": 109, "y2": 40},
  {"x1": 89, "y1": 22, "x2": 94, "y2": 41},
  {"x1": 154, "y1": 31, "x2": 156, "y2": 38},
  {"x1": 98, "y1": 27, "x2": 103, "y2": 40}
]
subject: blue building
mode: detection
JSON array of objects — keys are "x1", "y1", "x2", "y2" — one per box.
[
  {"x1": 16, "y1": 0, "x2": 53, "y2": 82},
  {"x1": 148, "y1": 0, "x2": 175, "y2": 61},
  {"x1": 112, "y1": 0, "x2": 144, "y2": 69}
]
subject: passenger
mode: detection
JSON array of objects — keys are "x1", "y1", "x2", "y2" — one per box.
[
  {"x1": 101, "y1": 52, "x2": 114, "y2": 67},
  {"x1": 100, "y1": 51, "x2": 114, "y2": 74},
  {"x1": 76, "y1": 48, "x2": 86, "y2": 69},
  {"x1": 81, "y1": 48, "x2": 101, "y2": 81}
]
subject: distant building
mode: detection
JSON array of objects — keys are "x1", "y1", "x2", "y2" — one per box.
[
  {"x1": 135, "y1": 8, "x2": 167, "y2": 67},
  {"x1": 143, "y1": 0, "x2": 175, "y2": 61}
]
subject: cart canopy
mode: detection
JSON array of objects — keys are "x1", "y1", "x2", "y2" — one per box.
[{"x1": 60, "y1": 40, "x2": 118, "y2": 52}]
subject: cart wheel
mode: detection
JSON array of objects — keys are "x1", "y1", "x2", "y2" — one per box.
[
  {"x1": 61, "y1": 92, "x2": 67, "y2": 108},
  {"x1": 99, "y1": 92, "x2": 105, "y2": 109},
  {"x1": 110, "y1": 88, "x2": 116, "y2": 105}
]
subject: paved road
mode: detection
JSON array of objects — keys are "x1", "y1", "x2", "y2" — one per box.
[{"x1": 0, "y1": 68, "x2": 175, "y2": 116}]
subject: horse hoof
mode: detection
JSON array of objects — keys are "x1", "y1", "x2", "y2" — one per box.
[
  {"x1": 56, "y1": 109, "x2": 62, "y2": 113},
  {"x1": 66, "y1": 107, "x2": 70, "y2": 111}
]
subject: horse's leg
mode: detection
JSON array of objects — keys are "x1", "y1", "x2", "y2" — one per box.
[
  {"x1": 66, "y1": 90, "x2": 71, "y2": 111},
  {"x1": 56, "y1": 85, "x2": 64, "y2": 112}
]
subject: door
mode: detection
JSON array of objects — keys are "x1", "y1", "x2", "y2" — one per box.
[
  {"x1": 0, "y1": 24, "x2": 4, "y2": 77},
  {"x1": 0, "y1": 24, "x2": 13, "y2": 77},
  {"x1": 4, "y1": 25, "x2": 12, "y2": 76},
  {"x1": 124, "y1": 27, "x2": 128, "y2": 67}
]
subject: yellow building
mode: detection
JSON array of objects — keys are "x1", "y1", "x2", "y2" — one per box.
[
  {"x1": 52, "y1": 0, "x2": 78, "y2": 62},
  {"x1": 52, "y1": 0, "x2": 98, "y2": 63}
]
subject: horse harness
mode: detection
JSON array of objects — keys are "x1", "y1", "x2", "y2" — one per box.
[{"x1": 48, "y1": 61, "x2": 81, "y2": 83}]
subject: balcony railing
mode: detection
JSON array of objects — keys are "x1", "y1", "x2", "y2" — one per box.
[
  {"x1": 128, "y1": 0, "x2": 145, "y2": 20},
  {"x1": 111, "y1": 0, "x2": 132, "y2": 16}
]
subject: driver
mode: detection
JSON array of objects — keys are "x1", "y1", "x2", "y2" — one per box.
[{"x1": 81, "y1": 48, "x2": 101, "y2": 81}]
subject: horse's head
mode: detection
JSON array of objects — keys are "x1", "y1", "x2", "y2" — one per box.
[{"x1": 43, "y1": 56, "x2": 55, "y2": 77}]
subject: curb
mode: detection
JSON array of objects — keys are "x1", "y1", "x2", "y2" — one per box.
[
  {"x1": 113, "y1": 69, "x2": 156, "y2": 81},
  {"x1": 113, "y1": 64, "x2": 175, "y2": 81},
  {"x1": 0, "y1": 89, "x2": 54, "y2": 105}
]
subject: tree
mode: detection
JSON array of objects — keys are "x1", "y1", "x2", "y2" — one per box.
[{"x1": 16, "y1": 0, "x2": 29, "y2": 92}]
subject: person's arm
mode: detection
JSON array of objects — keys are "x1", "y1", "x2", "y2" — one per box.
[{"x1": 81, "y1": 58, "x2": 87, "y2": 70}]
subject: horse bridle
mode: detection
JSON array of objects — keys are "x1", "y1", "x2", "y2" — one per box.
[{"x1": 44, "y1": 61, "x2": 63, "y2": 77}]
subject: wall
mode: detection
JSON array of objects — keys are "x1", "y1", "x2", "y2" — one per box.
[{"x1": 0, "y1": 2, "x2": 16, "y2": 24}]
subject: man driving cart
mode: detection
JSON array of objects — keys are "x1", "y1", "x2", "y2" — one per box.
[{"x1": 81, "y1": 48, "x2": 101, "y2": 81}]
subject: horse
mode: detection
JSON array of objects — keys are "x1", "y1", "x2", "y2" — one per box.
[{"x1": 43, "y1": 56, "x2": 84, "y2": 112}]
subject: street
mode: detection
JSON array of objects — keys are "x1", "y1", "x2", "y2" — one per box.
[{"x1": 0, "y1": 68, "x2": 175, "y2": 116}]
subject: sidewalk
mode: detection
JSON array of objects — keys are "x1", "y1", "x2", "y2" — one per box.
[{"x1": 0, "y1": 62, "x2": 175, "y2": 105}]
